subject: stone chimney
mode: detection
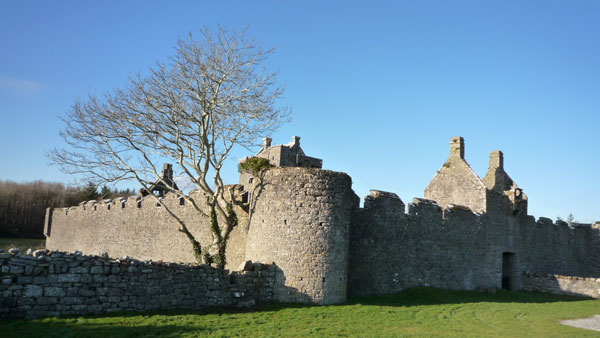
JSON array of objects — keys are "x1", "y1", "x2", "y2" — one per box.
[
  {"x1": 263, "y1": 137, "x2": 272, "y2": 148},
  {"x1": 489, "y1": 150, "x2": 503, "y2": 170},
  {"x1": 161, "y1": 163, "x2": 173, "y2": 179},
  {"x1": 449, "y1": 137, "x2": 465, "y2": 160},
  {"x1": 292, "y1": 136, "x2": 300, "y2": 147}
]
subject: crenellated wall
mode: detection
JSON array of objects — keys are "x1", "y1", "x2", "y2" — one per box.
[
  {"x1": 45, "y1": 191, "x2": 250, "y2": 270},
  {"x1": 44, "y1": 167, "x2": 359, "y2": 305},
  {"x1": 43, "y1": 139, "x2": 600, "y2": 306},
  {"x1": 348, "y1": 190, "x2": 597, "y2": 296}
]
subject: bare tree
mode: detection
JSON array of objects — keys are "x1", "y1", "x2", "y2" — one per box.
[{"x1": 47, "y1": 27, "x2": 289, "y2": 268}]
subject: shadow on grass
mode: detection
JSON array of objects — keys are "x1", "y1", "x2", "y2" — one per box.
[
  {"x1": 0, "y1": 287, "x2": 593, "y2": 337},
  {"x1": 0, "y1": 321, "x2": 208, "y2": 338},
  {"x1": 348, "y1": 287, "x2": 593, "y2": 307}
]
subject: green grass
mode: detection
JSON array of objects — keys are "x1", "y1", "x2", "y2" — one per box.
[
  {"x1": 0, "y1": 237, "x2": 45, "y2": 252},
  {"x1": 1, "y1": 288, "x2": 599, "y2": 337}
]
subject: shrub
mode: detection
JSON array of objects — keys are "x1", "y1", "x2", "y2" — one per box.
[{"x1": 238, "y1": 157, "x2": 271, "y2": 176}]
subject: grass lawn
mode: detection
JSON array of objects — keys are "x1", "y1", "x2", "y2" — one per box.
[
  {"x1": 0, "y1": 237, "x2": 45, "y2": 252},
  {"x1": 1, "y1": 288, "x2": 599, "y2": 337}
]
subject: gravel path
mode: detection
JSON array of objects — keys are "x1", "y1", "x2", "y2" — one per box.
[{"x1": 561, "y1": 315, "x2": 600, "y2": 332}]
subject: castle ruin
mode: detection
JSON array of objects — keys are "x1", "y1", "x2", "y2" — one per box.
[{"x1": 44, "y1": 136, "x2": 600, "y2": 304}]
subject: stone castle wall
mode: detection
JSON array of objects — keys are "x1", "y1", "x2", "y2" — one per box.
[
  {"x1": 45, "y1": 167, "x2": 359, "y2": 305},
  {"x1": 244, "y1": 167, "x2": 358, "y2": 304},
  {"x1": 0, "y1": 249, "x2": 275, "y2": 319},
  {"x1": 45, "y1": 192, "x2": 250, "y2": 270},
  {"x1": 348, "y1": 191, "x2": 595, "y2": 296},
  {"x1": 43, "y1": 164, "x2": 600, "y2": 305}
]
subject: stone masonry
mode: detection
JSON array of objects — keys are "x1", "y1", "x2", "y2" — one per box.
[
  {"x1": 244, "y1": 167, "x2": 357, "y2": 304},
  {"x1": 0, "y1": 249, "x2": 274, "y2": 319},
  {"x1": 522, "y1": 272, "x2": 600, "y2": 298},
  {"x1": 43, "y1": 136, "x2": 600, "y2": 307}
]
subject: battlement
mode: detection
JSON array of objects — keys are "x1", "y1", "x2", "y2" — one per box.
[{"x1": 45, "y1": 136, "x2": 600, "y2": 304}]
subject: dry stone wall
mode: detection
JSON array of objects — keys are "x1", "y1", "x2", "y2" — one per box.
[
  {"x1": 0, "y1": 249, "x2": 274, "y2": 319},
  {"x1": 244, "y1": 167, "x2": 358, "y2": 304}
]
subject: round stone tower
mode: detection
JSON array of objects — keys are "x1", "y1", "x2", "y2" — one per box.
[{"x1": 244, "y1": 167, "x2": 357, "y2": 304}]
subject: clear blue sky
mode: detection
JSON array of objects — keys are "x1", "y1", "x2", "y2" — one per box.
[{"x1": 1, "y1": 1, "x2": 598, "y2": 222}]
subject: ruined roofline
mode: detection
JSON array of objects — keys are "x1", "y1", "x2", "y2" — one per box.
[
  {"x1": 360, "y1": 189, "x2": 595, "y2": 229},
  {"x1": 483, "y1": 150, "x2": 524, "y2": 193},
  {"x1": 426, "y1": 137, "x2": 530, "y2": 215},
  {"x1": 446, "y1": 137, "x2": 524, "y2": 192},
  {"x1": 141, "y1": 163, "x2": 179, "y2": 197},
  {"x1": 245, "y1": 135, "x2": 322, "y2": 169},
  {"x1": 441, "y1": 137, "x2": 487, "y2": 190},
  {"x1": 257, "y1": 135, "x2": 305, "y2": 156},
  {"x1": 424, "y1": 136, "x2": 488, "y2": 211}
]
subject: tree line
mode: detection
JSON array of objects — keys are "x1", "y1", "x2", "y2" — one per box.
[{"x1": 0, "y1": 180, "x2": 134, "y2": 238}]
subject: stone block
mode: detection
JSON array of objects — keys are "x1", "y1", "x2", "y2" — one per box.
[
  {"x1": 8, "y1": 248, "x2": 21, "y2": 255},
  {"x1": 80, "y1": 274, "x2": 93, "y2": 283},
  {"x1": 32, "y1": 250, "x2": 47, "y2": 258},
  {"x1": 96, "y1": 287, "x2": 108, "y2": 296},
  {"x1": 62, "y1": 297, "x2": 83, "y2": 305},
  {"x1": 93, "y1": 275, "x2": 108, "y2": 283},
  {"x1": 70, "y1": 267, "x2": 89, "y2": 274},
  {"x1": 58, "y1": 274, "x2": 81, "y2": 283},
  {"x1": 32, "y1": 276, "x2": 47, "y2": 284},
  {"x1": 17, "y1": 276, "x2": 32, "y2": 284},
  {"x1": 88, "y1": 304, "x2": 102, "y2": 313},
  {"x1": 10, "y1": 265, "x2": 24, "y2": 274},
  {"x1": 23, "y1": 285, "x2": 43, "y2": 297},
  {"x1": 65, "y1": 288, "x2": 78, "y2": 297},
  {"x1": 107, "y1": 288, "x2": 124, "y2": 297},
  {"x1": 90, "y1": 266, "x2": 103, "y2": 274},
  {"x1": 44, "y1": 286, "x2": 65, "y2": 297},
  {"x1": 32, "y1": 266, "x2": 46, "y2": 276},
  {"x1": 78, "y1": 289, "x2": 95, "y2": 297},
  {"x1": 36, "y1": 297, "x2": 53, "y2": 305}
]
